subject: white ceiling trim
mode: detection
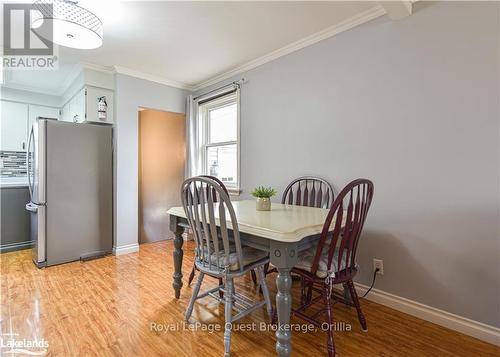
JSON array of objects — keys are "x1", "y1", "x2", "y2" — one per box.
[
  {"x1": 380, "y1": 1, "x2": 412, "y2": 20},
  {"x1": 82, "y1": 62, "x2": 115, "y2": 75},
  {"x1": 113, "y1": 65, "x2": 193, "y2": 91},
  {"x1": 192, "y1": 4, "x2": 386, "y2": 92},
  {"x1": 1, "y1": 81, "x2": 61, "y2": 97}
]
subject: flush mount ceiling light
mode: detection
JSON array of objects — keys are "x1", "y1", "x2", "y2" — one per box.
[{"x1": 32, "y1": 0, "x2": 103, "y2": 50}]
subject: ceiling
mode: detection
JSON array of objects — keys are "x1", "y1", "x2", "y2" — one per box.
[{"x1": 2, "y1": 1, "x2": 387, "y2": 94}]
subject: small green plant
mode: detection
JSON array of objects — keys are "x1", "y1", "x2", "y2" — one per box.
[{"x1": 251, "y1": 186, "x2": 277, "y2": 198}]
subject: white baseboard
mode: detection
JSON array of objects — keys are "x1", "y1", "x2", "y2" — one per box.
[
  {"x1": 112, "y1": 243, "x2": 139, "y2": 256},
  {"x1": 355, "y1": 283, "x2": 500, "y2": 346}
]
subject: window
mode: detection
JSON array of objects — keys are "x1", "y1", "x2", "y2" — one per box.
[{"x1": 199, "y1": 91, "x2": 240, "y2": 191}]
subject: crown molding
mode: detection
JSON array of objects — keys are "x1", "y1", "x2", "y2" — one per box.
[
  {"x1": 1, "y1": 66, "x2": 63, "y2": 96},
  {"x1": 80, "y1": 4, "x2": 386, "y2": 93},
  {"x1": 81, "y1": 62, "x2": 115, "y2": 74},
  {"x1": 192, "y1": 4, "x2": 386, "y2": 91},
  {"x1": 0, "y1": 82, "x2": 61, "y2": 97},
  {"x1": 113, "y1": 65, "x2": 193, "y2": 91},
  {"x1": 380, "y1": 0, "x2": 412, "y2": 20}
]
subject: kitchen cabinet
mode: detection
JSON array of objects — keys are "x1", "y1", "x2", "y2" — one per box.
[
  {"x1": 61, "y1": 87, "x2": 114, "y2": 125},
  {"x1": 1, "y1": 101, "x2": 29, "y2": 152},
  {"x1": 0, "y1": 186, "x2": 31, "y2": 253},
  {"x1": 28, "y1": 105, "x2": 59, "y2": 134},
  {"x1": 71, "y1": 88, "x2": 86, "y2": 123},
  {"x1": 60, "y1": 102, "x2": 69, "y2": 122},
  {"x1": 1, "y1": 101, "x2": 60, "y2": 152},
  {"x1": 61, "y1": 88, "x2": 85, "y2": 123}
]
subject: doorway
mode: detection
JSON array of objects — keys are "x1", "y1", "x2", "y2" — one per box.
[{"x1": 138, "y1": 108, "x2": 185, "y2": 244}]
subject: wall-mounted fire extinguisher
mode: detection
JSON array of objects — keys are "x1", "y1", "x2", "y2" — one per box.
[{"x1": 98, "y1": 96, "x2": 107, "y2": 121}]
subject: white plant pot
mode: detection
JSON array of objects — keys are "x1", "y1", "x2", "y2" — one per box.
[{"x1": 256, "y1": 197, "x2": 271, "y2": 211}]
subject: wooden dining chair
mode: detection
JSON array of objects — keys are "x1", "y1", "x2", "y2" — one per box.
[
  {"x1": 282, "y1": 176, "x2": 335, "y2": 209},
  {"x1": 291, "y1": 179, "x2": 374, "y2": 357},
  {"x1": 188, "y1": 176, "x2": 259, "y2": 288},
  {"x1": 187, "y1": 175, "x2": 228, "y2": 290},
  {"x1": 254, "y1": 176, "x2": 335, "y2": 284},
  {"x1": 182, "y1": 177, "x2": 273, "y2": 357}
]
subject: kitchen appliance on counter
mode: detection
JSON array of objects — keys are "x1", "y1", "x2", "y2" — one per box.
[{"x1": 26, "y1": 119, "x2": 113, "y2": 267}]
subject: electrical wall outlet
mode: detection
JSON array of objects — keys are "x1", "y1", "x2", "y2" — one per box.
[{"x1": 373, "y1": 259, "x2": 384, "y2": 275}]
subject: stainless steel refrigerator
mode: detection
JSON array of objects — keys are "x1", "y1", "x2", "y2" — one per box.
[{"x1": 25, "y1": 119, "x2": 113, "y2": 267}]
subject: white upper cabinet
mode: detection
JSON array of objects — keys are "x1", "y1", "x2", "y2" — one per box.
[
  {"x1": 28, "y1": 105, "x2": 60, "y2": 133},
  {"x1": 60, "y1": 87, "x2": 113, "y2": 124},
  {"x1": 60, "y1": 102, "x2": 70, "y2": 122},
  {"x1": 1, "y1": 101, "x2": 29, "y2": 152},
  {"x1": 1, "y1": 101, "x2": 60, "y2": 152},
  {"x1": 71, "y1": 88, "x2": 86, "y2": 123},
  {"x1": 61, "y1": 88, "x2": 85, "y2": 123}
]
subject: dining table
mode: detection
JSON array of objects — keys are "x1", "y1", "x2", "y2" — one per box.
[{"x1": 167, "y1": 199, "x2": 336, "y2": 357}]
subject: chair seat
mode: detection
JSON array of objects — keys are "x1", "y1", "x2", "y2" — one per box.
[
  {"x1": 295, "y1": 245, "x2": 348, "y2": 278},
  {"x1": 198, "y1": 246, "x2": 268, "y2": 272}
]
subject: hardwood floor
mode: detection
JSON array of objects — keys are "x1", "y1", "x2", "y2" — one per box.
[{"x1": 1, "y1": 240, "x2": 498, "y2": 356}]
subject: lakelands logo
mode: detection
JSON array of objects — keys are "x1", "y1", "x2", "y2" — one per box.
[
  {"x1": 0, "y1": 333, "x2": 49, "y2": 355},
  {"x1": 2, "y1": 3, "x2": 58, "y2": 70}
]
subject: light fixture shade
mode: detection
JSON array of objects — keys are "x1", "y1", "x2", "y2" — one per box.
[{"x1": 32, "y1": 0, "x2": 103, "y2": 50}]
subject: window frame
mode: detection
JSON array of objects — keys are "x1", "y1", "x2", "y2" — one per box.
[{"x1": 198, "y1": 90, "x2": 241, "y2": 194}]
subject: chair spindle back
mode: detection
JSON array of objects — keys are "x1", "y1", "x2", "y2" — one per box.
[
  {"x1": 181, "y1": 176, "x2": 244, "y2": 274},
  {"x1": 282, "y1": 176, "x2": 335, "y2": 209},
  {"x1": 311, "y1": 179, "x2": 374, "y2": 277},
  {"x1": 199, "y1": 175, "x2": 229, "y2": 202}
]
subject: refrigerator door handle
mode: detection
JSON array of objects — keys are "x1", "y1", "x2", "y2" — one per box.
[
  {"x1": 27, "y1": 127, "x2": 34, "y2": 201},
  {"x1": 25, "y1": 202, "x2": 38, "y2": 212}
]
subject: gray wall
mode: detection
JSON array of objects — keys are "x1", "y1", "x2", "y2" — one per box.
[
  {"x1": 195, "y1": 2, "x2": 500, "y2": 327},
  {"x1": 114, "y1": 74, "x2": 188, "y2": 249}
]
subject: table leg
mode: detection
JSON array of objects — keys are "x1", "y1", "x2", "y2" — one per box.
[
  {"x1": 270, "y1": 241, "x2": 297, "y2": 357},
  {"x1": 276, "y1": 267, "x2": 292, "y2": 356},
  {"x1": 172, "y1": 224, "x2": 184, "y2": 299}
]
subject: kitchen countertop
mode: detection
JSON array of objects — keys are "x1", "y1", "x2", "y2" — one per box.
[{"x1": 0, "y1": 177, "x2": 29, "y2": 188}]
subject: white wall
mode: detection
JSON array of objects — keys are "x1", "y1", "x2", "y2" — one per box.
[
  {"x1": 194, "y1": 2, "x2": 500, "y2": 327},
  {"x1": 114, "y1": 74, "x2": 188, "y2": 250}
]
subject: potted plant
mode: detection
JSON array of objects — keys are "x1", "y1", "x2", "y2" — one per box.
[{"x1": 251, "y1": 186, "x2": 277, "y2": 211}]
